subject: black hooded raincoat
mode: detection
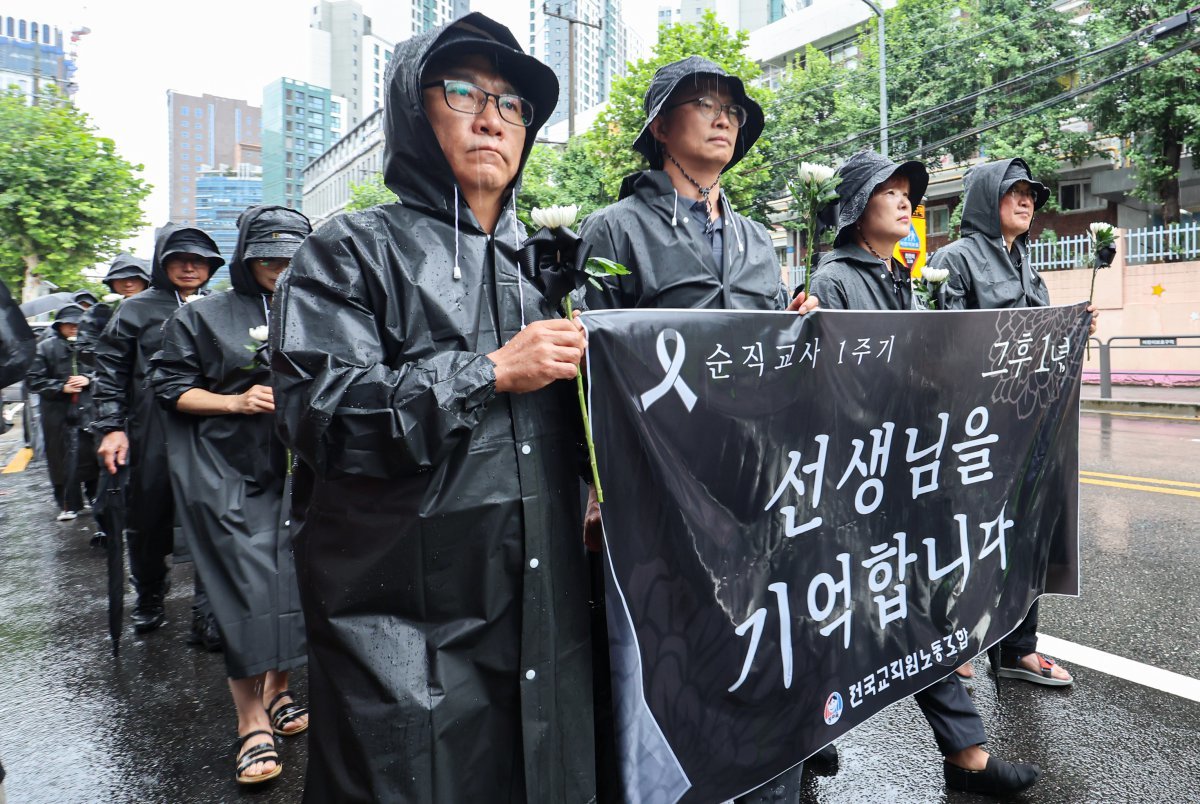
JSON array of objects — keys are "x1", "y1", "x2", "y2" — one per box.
[
  {"x1": 150, "y1": 206, "x2": 307, "y2": 679},
  {"x1": 929, "y1": 158, "x2": 1051, "y2": 310},
  {"x1": 93, "y1": 225, "x2": 219, "y2": 566},
  {"x1": 26, "y1": 306, "x2": 100, "y2": 488},
  {"x1": 0, "y1": 280, "x2": 35, "y2": 389},
  {"x1": 272, "y1": 14, "x2": 595, "y2": 803}
]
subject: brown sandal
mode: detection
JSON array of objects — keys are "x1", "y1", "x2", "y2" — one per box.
[{"x1": 235, "y1": 730, "x2": 282, "y2": 784}]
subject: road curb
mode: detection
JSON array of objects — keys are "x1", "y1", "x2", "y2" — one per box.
[{"x1": 1081, "y1": 398, "x2": 1200, "y2": 419}]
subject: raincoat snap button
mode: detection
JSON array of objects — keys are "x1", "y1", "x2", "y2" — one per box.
[
  {"x1": 529, "y1": 558, "x2": 539, "y2": 569},
  {"x1": 521, "y1": 444, "x2": 532, "y2": 455},
  {"x1": 525, "y1": 669, "x2": 536, "y2": 680}
]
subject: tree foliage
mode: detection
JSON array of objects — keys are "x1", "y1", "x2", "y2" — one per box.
[
  {"x1": 344, "y1": 172, "x2": 397, "y2": 211},
  {"x1": 1085, "y1": 0, "x2": 1200, "y2": 222},
  {"x1": 0, "y1": 88, "x2": 150, "y2": 300}
]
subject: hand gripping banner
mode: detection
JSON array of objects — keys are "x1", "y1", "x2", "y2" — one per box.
[{"x1": 583, "y1": 305, "x2": 1089, "y2": 804}]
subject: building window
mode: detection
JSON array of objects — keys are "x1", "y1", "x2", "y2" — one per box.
[
  {"x1": 286, "y1": 89, "x2": 293, "y2": 100},
  {"x1": 309, "y1": 96, "x2": 324, "y2": 109},
  {"x1": 181, "y1": 105, "x2": 189, "y2": 116},
  {"x1": 1059, "y1": 180, "x2": 1099, "y2": 211},
  {"x1": 195, "y1": 108, "x2": 203, "y2": 117},
  {"x1": 928, "y1": 206, "x2": 950, "y2": 235}
]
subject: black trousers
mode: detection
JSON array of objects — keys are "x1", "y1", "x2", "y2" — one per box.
[
  {"x1": 52, "y1": 478, "x2": 97, "y2": 512},
  {"x1": 914, "y1": 674, "x2": 989, "y2": 756},
  {"x1": 1000, "y1": 601, "x2": 1040, "y2": 664}
]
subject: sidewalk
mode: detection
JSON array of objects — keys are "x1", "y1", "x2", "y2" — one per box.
[{"x1": 1081, "y1": 383, "x2": 1200, "y2": 418}]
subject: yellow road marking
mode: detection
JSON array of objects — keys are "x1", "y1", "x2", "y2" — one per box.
[
  {"x1": 1, "y1": 447, "x2": 32, "y2": 474},
  {"x1": 1081, "y1": 478, "x2": 1200, "y2": 499},
  {"x1": 1081, "y1": 471, "x2": 1200, "y2": 490}
]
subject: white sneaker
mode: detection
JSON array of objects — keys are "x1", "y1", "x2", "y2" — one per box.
[{"x1": 56, "y1": 510, "x2": 78, "y2": 522}]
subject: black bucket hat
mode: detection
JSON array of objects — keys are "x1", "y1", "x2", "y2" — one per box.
[
  {"x1": 71, "y1": 290, "x2": 98, "y2": 306},
  {"x1": 633, "y1": 56, "x2": 765, "y2": 172},
  {"x1": 52, "y1": 303, "x2": 85, "y2": 329},
  {"x1": 1000, "y1": 159, "x2": 1051, "y2": 211},
  {"x1": 242, "y1": 208, "x2": 311, "y2": 260},
  {"x1": 162, "y1": 231, "x2": 225, "y2": 272},
  {"x1": 828, "y1": 151, "x2": 929, "y2": 247},
  {"x1": 421, "y1": 14, "x2": 559, "y2": 138},
  {"x1": 103, "y1": 253, "x2": 151, "y2": 288}
]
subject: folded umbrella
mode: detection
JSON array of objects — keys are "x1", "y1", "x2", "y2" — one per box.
[{"x1": 94, "y1": 464, "x2": 129, "y2": 656}]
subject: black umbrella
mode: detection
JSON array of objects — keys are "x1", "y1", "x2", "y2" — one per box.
[
  {"x1": 95, "y1": 464, "x2": 129, "y2": 655},
  {"x1": 18, "y1": 292, "x2": 75, "y2": 318}
]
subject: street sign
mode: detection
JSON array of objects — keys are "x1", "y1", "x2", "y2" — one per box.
[
  {"x1": 1139, "y1": 337, "x2": 1178, "y2": 346},
  {"x1": 894, "y1": 204, "x2": 926, "y2": 274}
]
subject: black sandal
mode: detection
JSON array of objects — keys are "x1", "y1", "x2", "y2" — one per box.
[
  {"x1": 235, "y1": 730, "x2": 282, "y2": 785},
  {"x1": 266, "y1": 690, "x2": 309, "y2": 737}
]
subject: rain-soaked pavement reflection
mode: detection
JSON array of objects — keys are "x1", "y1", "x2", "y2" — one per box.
[{"x1": 2, "y1": 411, "x2": 1198, "y2": 802}]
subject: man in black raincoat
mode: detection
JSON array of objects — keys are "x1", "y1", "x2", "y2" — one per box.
[
  {"x1": 579, "y1": 56, "x2": 818, "y2": 804},
  {"x1": 272, "y1": 13, "x2": 594, "y2": 802},
  {"x1": 26, "y1": 303, "x2": 100, "y2": 519},
  {"x1": 93, "y1": 225, "x2": 222, "y2": 635},
  {"x1": 0, "y1": 280, "x2": 35, "y2": 389},
  {"x1": 152, "y1": 205, "x2": 310, "y2": 785},
  {"x1": 78, "y1": 254, "x2": 151, "y2": 360},
  {"x1": 930, "y1": 158, "x2": 1096, "y2": 689}
]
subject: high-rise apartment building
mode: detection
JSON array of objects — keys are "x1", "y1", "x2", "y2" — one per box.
[
  {"x1": 167, "y1": 91, "x2": 261, "y2": 225},
  {"x1": 673, "y1": 0, "x2": 808, "y2": 33},
  {"x1": 193, "y1": 163, "x2": 263, "y2": 285},
  {"x1": 261, "y1": 77, "x2": 345, "y2": 211},
  {"x1": 528, "y1": 0, "x2": 645, "y2": 128},
  {"x1": 0, "y1": 14, "x2": 80, "y2": 101}
]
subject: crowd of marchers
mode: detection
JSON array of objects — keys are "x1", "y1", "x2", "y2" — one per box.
[{"x1": 0, "y1": 10, "x2": 1104, "y2": 803}]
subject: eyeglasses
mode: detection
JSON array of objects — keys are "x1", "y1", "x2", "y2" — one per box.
[
  {"x1": 666, "y1": 96, "x2": 748, "y2": 128},
  {"x1": 421, "y1": 79, "x2": 534, "y2": 127},
  {"x1": 1005, "y1": 185, "x2": 1038, "y2": 202}
]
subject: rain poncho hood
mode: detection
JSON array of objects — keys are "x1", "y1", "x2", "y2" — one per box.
[
  {"x1": 150, "y1": 223, "x2": 223, "y2": 289},
  {"x1": 71, "y1": 290, "x2": 98, "y2": 307},
  {"x1": 103, "y1": 253, "x2": 151, "y2": 289},
  {"x1": 928, "y1": 157, "x2": 1051, "y2": 310},
  {"x1": 828, "y1": 150, "x2": 928, "y2": 247},
  {"x1": 229, "y1": 205, "x2": 311, "y2": 294},
  {"x1": 382, "y1": 12, "x2": 557, "y2": 211},
  {"x1": 633, "y1": 56, "x2": 764, "y2": 172},
  {"x1": 272, "y1": 13, "x2": 594, "y2": 803},
  {"x1": 959, "y1": 157, "x2": 1048, "y2": 240}
]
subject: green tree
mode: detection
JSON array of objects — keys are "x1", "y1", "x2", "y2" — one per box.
[
  {"x1": 518, "y1": 135, "x2": 611, "y2": 220},
  {"x1": 584, "y1": 12, "x2": 776, "y2": 222},
  {"x1": 345, "y1": 172, "x2": 397, "y2": 211},
  {"x1": 1085, "y1": 0, "x2": 1200, "y2": 222},
  {"x1": 0, "y1": 88, "x2": 150, "y2": 301}
]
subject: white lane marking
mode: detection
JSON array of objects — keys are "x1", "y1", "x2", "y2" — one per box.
[{"x1": 1038, "y1": 633, "x2": 1200, "y2": 703}]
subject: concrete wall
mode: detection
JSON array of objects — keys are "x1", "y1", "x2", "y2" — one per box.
[{"x1": 1041, "y1": 234, "x2": 1200, "y2": 382}]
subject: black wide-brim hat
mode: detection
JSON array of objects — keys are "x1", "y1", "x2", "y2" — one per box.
[
  {"x1": 633, "y1": 56, "x2": 765, "y2": 172},
  {"x1": 52, "y1": 303, "x2": 85, "y2": 328},
  {"x1": 422, "y1": 16, "x2": 559, "y2": 136},
  {"x1": 1000, "y1": 159, "x2": 1051, "y2": 211},
  {"x1": 242, "y1": 207, "x2": 311, "y2": 260},
  {"x1": 830, "y1": 150, "x2": 930, "y2": 247},
  {"x1": 104, "y1": 258, "x2": 151, "y2": 288}
]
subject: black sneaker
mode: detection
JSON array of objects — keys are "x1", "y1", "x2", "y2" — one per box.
[
  {"x1": 200, "y1": 612, "x2": 223, "y2": 652},
  {"x1": 186, "y1": 612, "x2": 206, "y2": 646},
  {"x1": 944, "y1": 756, "x2": 1042, "y2": 796},
  {"x1": 131, "y1": 591, "x2": 166, "y2": 634}
]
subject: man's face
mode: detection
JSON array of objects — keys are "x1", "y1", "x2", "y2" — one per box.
[
  {"x1": 58, "y1": 322, "x2": 79, "y2": 339},
  {"x1": 999, "y1": 181, "x2": 1036, "y2": 240},
  {"x1": 164, "y1": 253, "x2": 211, "y2": 293},
  {"x1": 249, "y1": 258, "x2": 289, "y2": 293},
  {"x1": 651, "y1": 78, "x2": 738, "y2": 172},
  {"x1": 422, "y1": 54, "x2": 527, "y2": 198},
  {"x1": 112, "y1": 277, "x2": 147, "y2": 298}
]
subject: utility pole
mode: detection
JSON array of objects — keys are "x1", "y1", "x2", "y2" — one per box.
[
  {"x1": 543, "y1": 4, "x2": 602, "y2": 139},
  {"x1": 858, "y1": 0, "x2": 888, "y2": 157}
]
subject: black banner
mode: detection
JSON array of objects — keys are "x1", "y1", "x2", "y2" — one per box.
[{"x1": 584, "y1": 305, "x2": 1088, "y2": 804}]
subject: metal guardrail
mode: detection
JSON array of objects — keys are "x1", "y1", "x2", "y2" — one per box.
[
  {"x1": 1124, "y1": 220, "x2": 1200, "y2": 265},
  {"x1": 1092, "y1": 334, "x2": 1200, "y2": 399},
  {"x1": 1029, "y1": 233, "x2": 1091, "y2": 272}
]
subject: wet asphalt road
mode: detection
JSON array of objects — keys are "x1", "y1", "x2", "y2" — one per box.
[{"x1": 1, "y1": 411, "x2": 1198, "y2": 803}]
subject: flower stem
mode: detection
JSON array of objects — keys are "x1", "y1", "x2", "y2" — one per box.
[{"x1": 564, "y1": 296, "x2": 604, "y2": 503}]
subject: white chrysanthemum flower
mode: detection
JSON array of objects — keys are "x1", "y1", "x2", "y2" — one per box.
[
  {"x1": 1088, "y1": 222, "x2": 1113, "y2": 237},
  {"x1": 66, "y1": 335, "x2": 77, "y2": 342},
  {"x1": 102, "y1": 293, "x2": 122, "y2": 303},
  {"x1": 922, "y1": 267, "x2": 950, "y2": 284},
  {"x1": 248, "y1": 325, "x2": 269, "y2": 342},
  {"x1": 530, "y1": 205, "x2": 580, "y2": 230},
  {"x1": 798, "y1": 162, "x2": 836, "y2": 184}
]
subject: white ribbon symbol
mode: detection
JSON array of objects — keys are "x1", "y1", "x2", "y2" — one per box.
[{"x1": 640, "y1": 328, "x2": 698, "y2": 412}]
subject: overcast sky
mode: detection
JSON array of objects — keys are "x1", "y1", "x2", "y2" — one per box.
[{"x1": 9, "y1": 0, "x2": 658, "y2": 260}]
